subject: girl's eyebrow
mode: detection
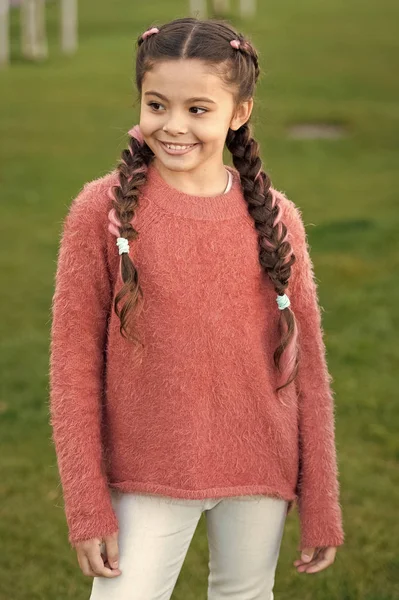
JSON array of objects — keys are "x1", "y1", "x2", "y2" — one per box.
[{"x1": 144, "y1": 91, "x2": 216, "y2": 104}]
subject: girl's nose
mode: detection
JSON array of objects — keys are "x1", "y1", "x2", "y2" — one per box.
[{"x1": 163, "y1": 122, "x2": 187, "y2": 136}]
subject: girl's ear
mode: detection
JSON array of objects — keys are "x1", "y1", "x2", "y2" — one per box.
[{"x1": 229, "y1": 97, "x2": 254, "y2": 130}]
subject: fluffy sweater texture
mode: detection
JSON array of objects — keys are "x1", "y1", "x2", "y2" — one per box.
[{"x1": 49, "y1": 161, "x2": 345, "y2": 551}]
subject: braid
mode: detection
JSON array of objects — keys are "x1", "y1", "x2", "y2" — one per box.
[
  {"x1": 107, "y1": 127, "x2": 154, "y2": 343},
  {"x1": 226, "y1": 123, "x2": 299, "y2": 393}
]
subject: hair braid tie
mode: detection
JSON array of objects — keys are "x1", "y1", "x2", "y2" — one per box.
[
  {"x1": 116, "y1": 237, "x2": 130, "y2": 255},
  {"x1": 230, "y1": 39, "x2": 250, "y2": 51},
  {"x1": 141, "y1": 27, "x2": 159, "y2": 40},
  {"x1": 276, "y1": 294, "x2": 290, "y2": 310}
]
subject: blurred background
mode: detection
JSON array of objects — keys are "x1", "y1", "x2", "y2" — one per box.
[{"x1": 1, "y1": 0, "x2": 398, "y2": 598}]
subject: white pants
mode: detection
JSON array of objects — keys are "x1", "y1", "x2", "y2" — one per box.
[{"x1": 90, "y1": 490, "x2": 288, "y2": 600}]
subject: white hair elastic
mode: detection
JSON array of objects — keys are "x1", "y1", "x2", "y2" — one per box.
[
  {"x1": 276, "y1": 294, "x2": 290, "y2": 310},
  {"x1": 116, "y1": 237, "x2": 129, "y2": 255}
]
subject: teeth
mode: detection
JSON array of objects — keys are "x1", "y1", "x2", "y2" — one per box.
[{"x1": 164, "y1": 143, "x2": 194, "y2": 150}]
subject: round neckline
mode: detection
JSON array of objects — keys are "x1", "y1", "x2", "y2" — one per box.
[{"x1": 143, "y1": 161, "x2": 248, "y2": 221}]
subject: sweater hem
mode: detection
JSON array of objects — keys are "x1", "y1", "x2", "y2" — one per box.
[{"x1": 109, "y1": 480, "x2": 298, "y2": 504}]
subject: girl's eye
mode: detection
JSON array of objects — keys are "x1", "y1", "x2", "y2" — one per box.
[
  {"x1": 189, "y1": 107, "x2": 207, "y2": 115},
  {"x1": 147, "y1": 102, "x2": 207, "y2": 115},
  {"x1": 147, "y1": 102, "x2": 164, "y2": 111}
]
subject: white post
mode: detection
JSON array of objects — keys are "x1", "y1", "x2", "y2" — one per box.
[
  {"x1": 20, "y1": 0, "x2": 48, "y2": 60},
  {"x1": 189, "y1": 0, "x2": 207, "y2": 19},
  {"x1": 239, "y1": 0, "x2": 256, "y2": 17},
  {"x1": 213, "y1": 0, "x2": 229, "y2": 13},
  {"x1": 61, "y1": 0, "x2": 78, "y2": 55},
  {"x1": 0, "y1": 0, "x2": 10, "y2": 68}
]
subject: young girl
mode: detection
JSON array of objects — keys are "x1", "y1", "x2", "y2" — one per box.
[{"x1": 49, "y1": 16, "x2": 344, "y2": 600}]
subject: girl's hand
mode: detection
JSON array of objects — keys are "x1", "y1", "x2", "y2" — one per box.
[
  {"x1": 76, "y1": 531, "x2": 122, "y2": 578},
  {"x1": 293, "y1": 546, "x2": 337, "y2": 574}
]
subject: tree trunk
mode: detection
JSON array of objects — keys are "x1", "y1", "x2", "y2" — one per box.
[
  {"x1": 61, "y1": 0, "x2": 77, "y2": 55},
  {"x1": 0, "y1": 0, "x2": 10, "y2": 68},
  {"x1": 20, "y1": 0, "x2": 47, "y2": 60}
]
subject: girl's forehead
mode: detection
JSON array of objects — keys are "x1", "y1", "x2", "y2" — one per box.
[
  {"x1": 142, "y1": 60, "x2": 231, "y2": 99},
  {"x1": 145, "y1": 59, "x2": 226, "y2": 86}
]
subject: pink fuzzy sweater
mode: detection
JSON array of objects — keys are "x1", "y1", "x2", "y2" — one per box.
[{"x1": 49, "y1": 161, "x2": 345, "y2": 551}]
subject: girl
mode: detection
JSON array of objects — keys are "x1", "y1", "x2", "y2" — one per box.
[{"x1": 49, "y1": 16, "x2": 345, "y2": 600}]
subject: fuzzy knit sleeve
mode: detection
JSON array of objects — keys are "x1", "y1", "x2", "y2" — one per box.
[
  {"x1": 280, "y1": 193, "x2": 345, "y2": 552},
  {"x1": 48, "y1": 179, "x2": 119, "y2": 548}
]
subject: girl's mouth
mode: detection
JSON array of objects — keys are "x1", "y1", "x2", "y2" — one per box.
[{"x1": 159, "y1": 141, "x2": 200, "y2": 155}]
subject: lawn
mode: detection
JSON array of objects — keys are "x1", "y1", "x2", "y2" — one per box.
[{"x1": 0, "y1": 0, "x2": 398, "y2": 598}]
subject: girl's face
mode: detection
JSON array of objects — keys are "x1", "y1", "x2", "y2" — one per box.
[{"x1": 139, "y1": 59, "x2": 252, "y2": 177}]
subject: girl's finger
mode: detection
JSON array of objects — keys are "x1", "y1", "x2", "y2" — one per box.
[
  {"x1": 78, "y1": 554, "x2": 97, "y2": 577},
  {"x1": 87, "y1": 549, "x2": 121, "y2": 578},
  {"x1": 303, "y1": 555, "x2": 332, "y2": 573},
  {"x1": 294, "y1": 547, "x2": 323, "y2": 568},
  {"x1": 298, "y1": 547, "x2": 336, "y2": 573}
]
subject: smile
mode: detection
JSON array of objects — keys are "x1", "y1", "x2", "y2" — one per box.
[{"x1": 159, "y1": 141, "x2": 199, "y2": 155}]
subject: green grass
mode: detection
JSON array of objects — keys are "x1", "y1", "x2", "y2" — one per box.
[{"x1": 1, "y1": 0, "x2": 398, "y2": 598}]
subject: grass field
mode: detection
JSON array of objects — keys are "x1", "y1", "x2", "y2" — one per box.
[{"x1": 1, "y1": 0, "x2": 398, "y2": 598}]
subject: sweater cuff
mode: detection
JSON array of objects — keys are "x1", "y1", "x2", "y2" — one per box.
[
  {"x1": 66, "y1": 505, "x2": 119, "y2": 548},
  {"x1": 297, "y1": 499, "x2": 345, "y2": 551}
]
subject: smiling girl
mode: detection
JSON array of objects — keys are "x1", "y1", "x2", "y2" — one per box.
[{"x1": 49, "y1": 17, "x2": 344, "y2": 600}]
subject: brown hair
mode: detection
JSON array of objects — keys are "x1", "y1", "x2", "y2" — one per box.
[{"x1": 109, "y1": 17, "x2": 299, "y2": 393}]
